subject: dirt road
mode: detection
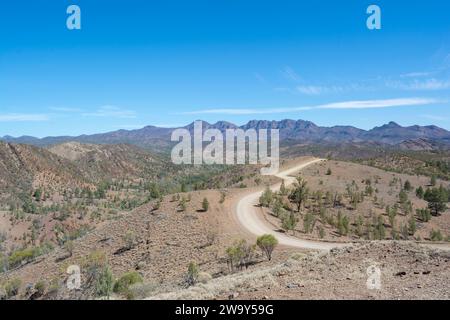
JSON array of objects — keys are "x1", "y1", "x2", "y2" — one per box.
[
  {"x1": 234, "y1": 158, "x2": 450, "y2": 252},
  {"x1": 235, "y1": 158, "x2": 349, "y2": 251}
]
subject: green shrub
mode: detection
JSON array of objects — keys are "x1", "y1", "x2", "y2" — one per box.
[
  {"x1": 259, "y1": 187, "x2": 274, "y2": 207},
  {"x1": 113, "y1": 271, "x2": 143, "y2": 296},
  {"x1": 5, "y1": 278, "x2": 21, "y2": 298},
  {"x1": 8, "y1": 248, "x2": 35, "y2": 268},
  {"x1": 128, "y1": 282, "x2": 158, "y2": 299},
  {"x1": 123, "y1": 230, "x2": 137, "y2": 249},
  {"x1": 416, "y1": 208, "x2": 431, "y2": 222},
  {"x1": 318, "y1": 226, "x2": 325, "y2": 239},
  {"x1": 34, "y1": 281, "x2": 46, "y2": 296},
  {"x1": 8, "y1": 243, "x2": 54, "y2": 269},
  {"x1": 186, "y1": 262, "x2": 199, "y2": 286},
  {"x1": 96, "y1": 266, "x2": 114, "y2": 298},
  {"x1": 202, "y1": 198, "x2": 209, "y2": 212},
  {"x1": 430, "y1": 229, "x2": 443, "y2": 241}
]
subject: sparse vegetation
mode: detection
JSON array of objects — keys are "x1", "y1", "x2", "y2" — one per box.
[
  {"x1": 430, "y1": 229, "x2": 443, "y2": 241},
  {"x1": 113, "y1": 271, "x2": 143, "y2": 298},
  {"x1": 259, "y1": 187, "x2": 274, "y2": 208},
  {"x1": 186, "y1": 262, "x2": 199, "y2": 286},
  {"x1": 4, "y1": 278, "x2": 21, "y2": 298},
  {"x1": 424, "y1": 187, "x2": 448, "y2": 216},
  {"x1": 202, "y1": 198, "x2": 210, "y2": 212},
  {"x1": 225, "y1": 239, "x2": 256, "y2": 272},
  {"x1": 288, "y1": 176, "x2": 309, "y2": 212},
  {"x1": 256, "y1": 234, "x2": 278, "y2": 261},
  {"x1": 281, "y1": 211, "x2": 297, "y2": 234},
  {"x1": 96, "y1": 266, "x2": 114, "y2": 298}
]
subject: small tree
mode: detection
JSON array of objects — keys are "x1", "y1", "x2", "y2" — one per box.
[
  {"x1": 430, "y1": 229, "x2": 443, "y2": 241},
  {"x1": 408, "y1": 215, "x2": 416, "y2": 235},
  {"x1": 303, "y1": 212, "x2": 315, "y2": 234},
  {"x1": 225, "y1": 246, "x2": 240, "y2": 272},
  {"x1": 430, "y1": 175, "x2": 437, "y2": 186},
  {"x1": 201, "y1": 198, "x2": 209, "y2": 212},
  {"x1": 64, "y1": 240, "x2": 74, "y2": 257},
  {"x1": 236, "y1": 239, "x2": 256, "y2": 270},
  {"x1": 387, "y1": 206, "x2": 397, "y2": 227},
  {"x1": 4, "y1": 278, "x2": 21, "y2": 298},
  {"x1": 123, "y1": 230, "x2": 137, "y2": 249},
  {"x1": 256, "y1": 234, "x2": 278, "y2": 261},
  {"x1": 399, "y1": 189, "x2": 408, "y2": 204},
  {"x1": 355, "y1": 215, "x2": 364, "y2": 237},
  {"x1": 288, "y1": 176, "x2": 309, "y2": 212},
  {"x1": 259, "y1": 187, "x2": 274, "y2": 207},
  {"x1": 281, "y1": 211, "x2": 297, "y2": 234},
  {"x1": 403, "y1": 180, "x2": 412, "y2": 191},
  {"x1": 179, "y1": 198, "x2": 187, "y2": 212},
  {"x1": 219, "y1": 192, "x2": 226, "y2": 204},
  {"x1": 326, "y1": 168, "x2": 332, "y2": 175},
  {"x1": 337, "y1": 211, "x2": 349, "y2": 236},
  {"x1": 318, "y1": 226, "x2": 325, "y2": 239},
  {"x1": 96, "y1": 265, "x2": 114, "y2": 298},
  {"x1": 33, "y1": 188, "x2": 43, "y2": 201},
  {"x1": 186, "y1": 262, "x2": 199, "y2": 286},
  {"x1": 415, "y1": 186, "x2": 424, "y2": 199},
  {"x1": 424, "y1": 187, "x2": 447, "y2": 216},
  {"x1": 401, "y1": 224, "x2": 409, "y2": 240},
  {"x1": 271, "y1": 198, "x2": 283, "y2": 217},
  {"x1": 416, "y1": 208, "x2": 431, "y2": 222},
  {"x1": 279, "y1": 180, "x2": 287, "y2": 196},
  {"x1": 373, "y1": 215, "x2": 386, "y2": 240},
  {"x1": 34, "y1": 281, "x2": 46, "y2": 297}
]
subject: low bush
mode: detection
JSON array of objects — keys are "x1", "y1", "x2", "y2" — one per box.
[{"x1": 113, "y1": 271, "x2": 143, "y2": 298}]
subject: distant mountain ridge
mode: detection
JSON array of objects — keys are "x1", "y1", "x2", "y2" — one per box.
[{"x1": 2, "y1": 119, "x2": 450, "y2": 152}]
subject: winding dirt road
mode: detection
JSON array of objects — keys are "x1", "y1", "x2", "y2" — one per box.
[
  {"x1": 235, "y1": 158, "x2": 349, "y2": 251},
  {"x1": 234, "y1": 157, "x2": 450, "y2": 252}
]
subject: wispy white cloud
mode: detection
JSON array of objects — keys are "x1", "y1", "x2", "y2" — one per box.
[
  {"x1": 180, "y1": 98, "x2": 441, "y2": 115},
  {"x1": 314, "y1": 98, "x2": 440, "y2": 110},
  {"x1": 0, "y1": 113, "x2": 49, "y2": 122},
  {"x1": 387, "y1": 78, "x2": 450, "y2": 91},
  {"x1": 49, "y1": 107, "x2": 83, "y2": 112},
  {"x1": 82, "y1": 105, "x2": 137, "y2": 119},
  {"x1": 280, "y1": 66, "x2": 301, "y2": 82},
  {"x1": 296, "y1": 85, "x2": 346, "y2": 95},
  {"x1": 400, "y1": 71, "x2": 436, "y2": 78}
]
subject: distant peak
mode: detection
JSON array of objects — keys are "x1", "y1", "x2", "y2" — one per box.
[{"x1": 386, "y1": 121, "x2": 401, "y2": 128}]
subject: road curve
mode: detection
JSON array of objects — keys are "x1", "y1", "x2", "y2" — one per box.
[{"x1": 235, "y1": 158, "x2": 349, "y2": 251}]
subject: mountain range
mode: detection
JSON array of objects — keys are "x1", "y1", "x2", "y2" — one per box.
[{"x1": 2, "y1": 120, "x2": 450, "y2": 153}]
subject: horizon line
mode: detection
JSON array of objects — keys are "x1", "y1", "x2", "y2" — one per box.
[{"x1": 0, "y1": 118, "x2": 447, "y2": 140}]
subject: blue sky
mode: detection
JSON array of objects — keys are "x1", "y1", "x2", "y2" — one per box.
[{"x1": 0, "y1": 0, "x2": 449, "y2": 137}]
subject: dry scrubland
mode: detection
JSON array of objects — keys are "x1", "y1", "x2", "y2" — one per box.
[
  {"x1": 0, "y1": 155, "x2": 449, "y2": 300},
  {"x1": 0, "y1": 189, "x2": 292, "y2": 299},
  {"x1": 149, "y1": 241, "x2": 450, "y2": 300},
  {"x1": 259, "y1": 160, "x2": 450, "y2": 243}
]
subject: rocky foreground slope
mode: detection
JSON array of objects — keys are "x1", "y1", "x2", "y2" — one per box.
[{"x1": 149, "y1": 241, "x2": 450, "y2": 300}]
